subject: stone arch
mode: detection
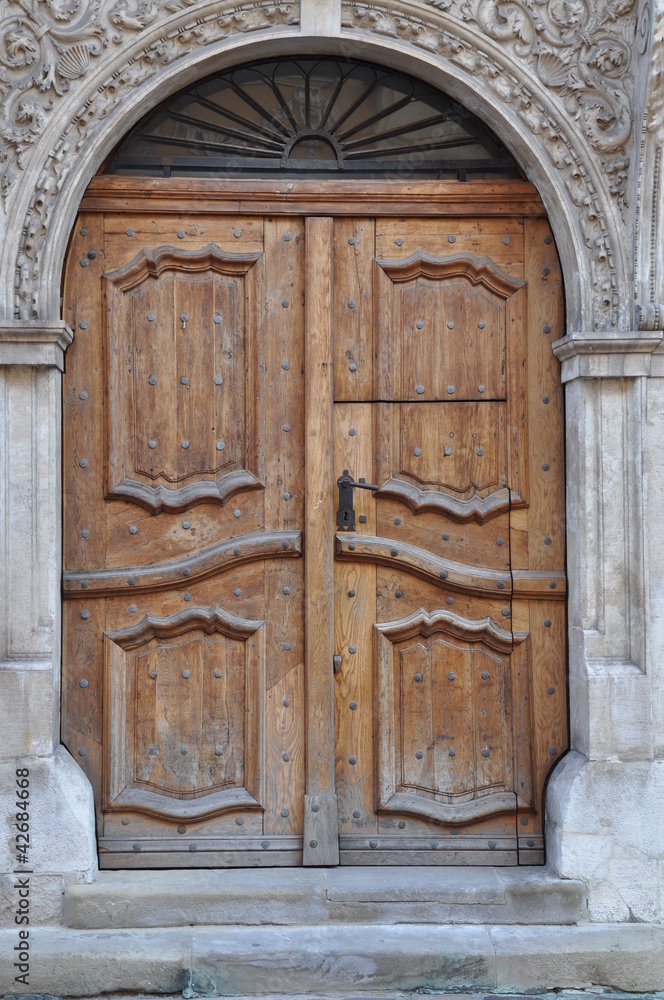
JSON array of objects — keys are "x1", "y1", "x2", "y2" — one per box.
[{"x1": 0, "y1": 0, "x2": 636, "y2": 333}]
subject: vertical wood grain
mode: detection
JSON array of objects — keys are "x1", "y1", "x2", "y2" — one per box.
[{"x1": 303, "y1": 216, "x2": 338, "y2": 864}]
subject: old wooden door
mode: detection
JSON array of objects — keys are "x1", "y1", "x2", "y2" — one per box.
[{"x1": 62, "y1": 181, "x2": 566, "y2": 867}]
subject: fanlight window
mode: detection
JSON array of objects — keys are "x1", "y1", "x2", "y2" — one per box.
[{"x1": 105, "y1": 58, "x2": 520, "y2": 179}]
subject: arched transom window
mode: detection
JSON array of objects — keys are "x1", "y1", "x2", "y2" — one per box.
[{"x1": 105, "y1": 57, "x2": 520, "y2": 179}]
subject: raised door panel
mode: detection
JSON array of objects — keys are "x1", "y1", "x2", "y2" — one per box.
[{"x1": 62, "y1": 212, "x2": 306, "y2": 867}]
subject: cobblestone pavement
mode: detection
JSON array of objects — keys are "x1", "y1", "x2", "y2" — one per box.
[{"x1": 9, "y1": 990, "x2": 663, "y2": 1000}]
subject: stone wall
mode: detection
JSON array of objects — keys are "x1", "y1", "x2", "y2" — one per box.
[{"x1": 0, "y1": 0, "x2": 662, "y2": 928}]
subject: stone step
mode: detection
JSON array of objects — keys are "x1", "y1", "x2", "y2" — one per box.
[
  {"x1": 1, "y1": 923, "x2": 663, "y2": 996},
  {"x1": 64, "y1": 866, "x2": 586, "y2": 929}
]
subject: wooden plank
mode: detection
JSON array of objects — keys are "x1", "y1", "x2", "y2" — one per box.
[
  {"x1": 333, "y1": 218, "x2": 374, "y2": 402},
  {"x1": 81, "y1": 178, "x2": 547, "y2": 216},
  {"x1": 303, "y1": 215, "x2": 338, "y2": 865}
]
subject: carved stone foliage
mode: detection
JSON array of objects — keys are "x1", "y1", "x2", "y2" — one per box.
[
  {"x1": 8, "y1": 0, "x2": 299, "y2": 320},
  {"x1": 341, "y1": 0, "x2": 637, "y2": 329}
]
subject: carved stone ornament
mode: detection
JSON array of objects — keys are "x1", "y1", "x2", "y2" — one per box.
[{"x1": 341, "y1": 0, "x2": 639, "y2": 329}]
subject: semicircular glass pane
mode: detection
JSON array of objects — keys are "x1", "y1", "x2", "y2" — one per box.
[{"x1": 104, "y1": 57, "x2": 520, "y2": 179}]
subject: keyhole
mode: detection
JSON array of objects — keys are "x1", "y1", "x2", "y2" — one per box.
[{"x1": 343, "y1": 509, "x2": 350, "y2": 525}]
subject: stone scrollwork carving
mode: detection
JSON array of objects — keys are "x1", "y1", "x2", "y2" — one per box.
[
  {"x1": 341, "y1": 0, "x2": 635, "y2": 328},
  {"x1": 9, "y1": 0, "x2": 298, "y2": 319},
  {"x1": 0, "y1": 0, "x2": 296, "y2": 203}
]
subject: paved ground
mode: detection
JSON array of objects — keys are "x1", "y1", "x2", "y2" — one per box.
[{"x1": 7, "y1": 990, "x2": 663, "y2": 1000}]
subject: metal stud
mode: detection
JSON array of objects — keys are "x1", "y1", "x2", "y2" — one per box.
[
  {"x1": 544, "y1": 619, "x2": 552, "y2": 628},
  {"x1": 394, "y1": 517, "x2": 402, "y2": 525},
  {"x1": 215, "y1": 376, "x2": 223, "y2": 385},
  {"x1": 180, "y1": 313, "x2": 188, "y2": 323},
  {"x1": 447, "y1": 386, "x2": 455, "y2": 395},
  {"x1": 80, "y1": 258, "x2": 89, "y2": 267},
  {"x1": 544, "y1": 236, "x2": 552, "y2": 244},
  {"x1": 444, "y1": 446, "x2": 452, "y2": 456},
  {"x1": 281, "y1": 809, "x2": 289, "y2": 817},
  {"x1": 395, "y1": 237, "x2": 404, "y2": 246},
  {"x1": 349, "y1": 756, "x2": 357, "y2": 765},
  {"x1": 182, "y1": 521, "x2": 190, "y2": 529},
  {"x1": 148, "y1": 314, "x2": 156, "y2": 322},
  {"x1": 282, "y1": 361, "x2": 290, "y2": 370},
  {"x1": 449, "y1": 748, "x2": 456, "y2": 757},
  {"x1": 312, "y1": 803, "x2": 320, "y2": 812},
  {"x1": 398, "y1": 821, "x2": 406, "y2": 829},
  {"x1": 415, "y1": 750, "x2": 423, "y2": 759},
  {"x1": 282, "y1": 299, "x2": 289, "y2": 308},
  {"x1": 448, "y1": 672, "x2": 456, "y2": 680},
  {"x1": 488, "y1": 840, "x2": 497, "y2": 849},
  {"x1": 348, "y1": 589, "x2": 355, "y2": 597},
  {"x1": 80, "y1": 321, "x2": 88, "y2": 330},
  {"x1": 395, "y1": 589, "x2": 404, "y2": 598},
  {"x1": 79, "y1": 458, "x2": 88, "y2": 468},
  {"x1": 430, "y1": 841, "x2": 438, "y2": 849},
  {"x1": 448, "y1": 235, "x2": 456, "y2": 243},
  {"x1": 216, "y1": 441, "x2": 225, "y2": 451},
  {"x1": 414, "y1": 673, "x2": 423, "y2": 682},
  {"x1": 543, "y1": 325, "x2": 551, "y2": 334},
  {"x1": 236, "y1": 816, "x2": 244, "y2": 825},
  {"x1": 520, "y1": 817, "x2": 529, "y2": 827},
  {"x1": 78, "y1": 747, "x2": 86, "y2": 756},
  {"x1": 349, "y1": 427, "x2": 357, "y2": 436},
  {"x1": 349, "y1": 701, "x2": 357, "y2": 710},
  {"x1": 413, "y1": 447, "x2": 422, "y2": 456},
  {"x1": 149, "y1": 440, "x2": 156, "y2": 449},
  {"x1": 498, "y1": 581, "x2": 505, "y2": 589},
  {"x1": 348, "y1": 300, "x2": 356, "y2": 309},
  {"x1": 234, "y1": 588, "x2": 242, "y2": 596},
  {"x1": 283, "y1": 698, "x2": 290, "y2": 707},
  {"x1": 214, "y1": 670, "x2": 222, "y2": 678},
  {"x1": 542, "y1": 395, "x2": 550, "y2": 404},
  {"x1": 80, "y1": 678, "x2": 89, "y2": 688},
  {"x1": 81, "y1": 529, "x2": 90, "y2": 538},
  {"x1": 349, "y1": 363, "x2": 357, "y2": 371},
  {"x1": 496, "y1": 537, "x2": 504, "y2": 546},
  {"x1": 81, "y1": 581, "x2": 89, "y2": 589},
  {"x1": 81, "y1": 609, "x2": 90, "y2": 619},
  {"x1": 233, "y1": 509, "x2": 241, "y2": 518},
  {"x1": 181, "y1": 746, "x2": 188, "y2": 755},
  {"x1": 446, "y1": 596, "x2": 454, "y2": 606},
  {"x1": 129, "y1": 525, "x2": 138, "y2": 535},
  {"x1": 177, "y1": 230, "x2": 186, "y2": 239},
  {"x1": 149, "y1": 747, "x2": 158, "y2": 756},
  {"x1": 283, "y1": 642, "x2": 291, "y2": 650},
  {"x1": 349, "y1": 645, "x2": 356, "y2": 653},
  {"x1": 549, "y1": 747, "x2": 558, "y2": 756},
  {"x1": 447, "y1": 321, "x2": 455, "y2": 330},
  {"x1": 544, "y1": 536, "x2": 552, "y2": 545},
  {"x1": 182, "y1": 376, "x2": 190, "y2": 385},
  {"x1": 149, "y1": 375, "x2": 157, "y2": 385},
  {"x1": 548, "y1": 581, "x2": 557, "y2": 589},
  {"x1": 234, "y1": 547, "x2": 241, "y2": 556},
  {"x1": 359, "y1": 514, "x2": 367, "y2": 523},
  {"x1": 283, "y1": 752, "x2": 291, "y2": 762},
  {"x1": 284, "y1": 233, "x2": 291, "y2": 242},
  {"x1": 184, "y1": 593, "x2": 192, "y2": 602},
  {"x1": 390, "y1": 548, "x2": 398, "y2": 557},
  {"x1": 478, "y1": 384, "x2": 485, "y2": 393},
  {"x1": 478, "y1": 321, "x2": 486, "y2": 329},
  {"x1": 547, "y1": 686, "x2": 555, "y2": 695},
  {"x1": 125, "y1": 228, "x2": 134, "y2": 237},
  {"x1": 283, "y1": 491, "x2": 291, "y2": 500},
  {"x1": 542, "y1": 462, "x2": 550, "y2": 471},
  {"x1": 182, "y1": 669, "x2": 190, "y2": 678},
  {"x1": 234, "y1": 229, "x2": 242, "y2": 238},
  {"x1": 416, "y1": 384, "x2": 425, "y2": 394},
  {"x1": 129, "y1": 604, "x2": 138, "y2": 613},
  {"x1": 80, "y1": 228, "x2": 88, "y2": 236},
  {"x1": 481, "y1": 748, "x2": 490, "y2": 757},
  {"x1": 149, "y1": 670, "x2": 157, "y2": 678},
  {"x1": 181, "y1": 439, "x2": 190, "y2": 449},
  {"x1": 284, "y1": 586, "x2": 291, "y2": 595},
  {"x1": 477, "y1": 447, "x2": 484, "y2": 456},
  {"x1": 283, "y1": 424, "x2": 290, "y2": 432},
  {"x1": 310, "y1": 840, "x2": 318, "y2": 848},
  {"x1": 214, "y1": 314, "x2": 222, "y2": 324},
  {"x1": 178, "y1": 826, "x2": 186, "y2": 834},
  {"x1": 442, "y1": 532, "x2": 449, "y2": 540},
  {"x1": 282, "y1": 540, "x2": 289, "y2": 549},
  {"x1": 353, "y1": 810, "x2": 361, "y2": 818},
  {"x1": 481, "y1": 671, "x2": 490, "y2": 679},
  {"x1": 133, "y1": 844, "x2": 142, "y2": 851},
  {"x1": 502, "y1": 236, "x2": 511, "y2": 245},
  {"x1": 440, "y1": 571, "x2": 448, "y2": 580},
  {"x1": 501, "y1": 607, "x2": 510, "y2": 617},
  {"x1": 127, "y1": 576, "x2": 136, "y2": 586},
  {"x1": 348, "y1": 236, "x2": 356, "y2": 245},
  {"x1": 416, "y1": 320, "x2": 424, "y2": 329},
  {"x1": 122, "y1": 818, "x2": 130, "y2": 825},
  {"x1": 541, "y1": 266, "x2": 550, "y2": 276}
]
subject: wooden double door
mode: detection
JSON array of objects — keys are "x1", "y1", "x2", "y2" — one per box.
[{"x1": 62, "y1": 180, "x2": 567, "y2": 867}]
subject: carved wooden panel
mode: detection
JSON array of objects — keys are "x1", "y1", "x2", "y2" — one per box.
[
  {"x1": 104, "y1": 606, "x2": 265, "y2": 820},
  {"x1": 374, "y1": 609, "x2": 519, "y2": 825},
  {"x1": 374, "y1": 253, "x2": 524, "y2": 402},
  {"x1": 104, "y1": 244, "x2": 263, "y2": 512}
]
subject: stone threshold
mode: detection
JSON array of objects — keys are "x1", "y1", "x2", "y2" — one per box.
[
  {"x1": 63, "y1": 866, "x2": 586, "y2": 929},
  {"x1": 1, "y1": 923, "x2": 663, "y2": 996}
]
